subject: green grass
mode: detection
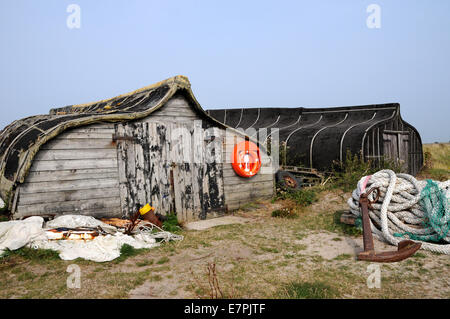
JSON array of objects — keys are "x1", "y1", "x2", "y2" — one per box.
[
  {"x1": 1, "y1": 247, "x2": 60, "y2": 262},
  {"x1": 419, "y1": 143, "x2": 450, "y2": 181},
  {"x1": 333, "y1": 254, "x2": 352, "y2": 261},
  {"x1": 412, "y1": 252, "x2": 427, "y2": 259},
  {"x1": 279, "y1": 281, "x2": 338, "y2": 299},
  {"x1": 18, "y1": 271, "x2": 38, "y2": 281},
  {"x1": 114, "y1": 244, "x2": 149, "y2": 263},
  {"x1": 162, "y1": 213, "x2": 182, "y2": 233},
  {"x1": 136, "y1": 259, "x2": 154, "y2": 267},
  {"x1": 299, "y1": 210, "x2": 363, "y2": 237},
  {"x1": 156, "y1": 256, "x2": 170, "y2": 264},
  {"x1": 260, "y1": 246, "x2": 280, "y2": 254},
  {"x1": 423, "y1": 143, "x2": 450, "y2": 170}
]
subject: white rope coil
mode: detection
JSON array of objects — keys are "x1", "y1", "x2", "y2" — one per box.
[
  {"x1": 348, "y1": 169, "x2": 450, "y2": 255},
  {"x1": 134, "y1": 223, "x2": 184, "y2": 242}
]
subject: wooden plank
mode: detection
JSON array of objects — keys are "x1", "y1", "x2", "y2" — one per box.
[
  {"x1": 225, "y1": 187, "x2": 274, "y2": 202},
  {"x1": 152, "y1": 108, "x2": 198, "y2": 116},
  {"x1": 66, "y1": 127, "x2": 115, "y2": 134},
  {"x1": 142, "y1": 122, "x2": 152, "y2": 207},
  {"x1": 134, "y1": 123, "x2": 147, "y2": 208},
  {"x1": 125, "y1": 124, "x2": 137, "y2": 213},
  {"x1": 41, "y1": 138, "x2": 116, "y2": 150},
  {"x1": 34, "y1": 149, "x2": 117, "y2": 161},
  {"x1": 201, "y1": 161, "x2": 210, "y2": 219},
  {"x1": 224, "y1": 180, "x2": 274, "y2": 193},
  {"x1": 155, "y1": 97, "x2": 198, "y2": 116},
  {"x1": 171, "y1": 123, "x2": 186, "y2": 221},
  {"x1": 116, "y1": 123, "x2": 130, "y2": 217},
  {"x1": 222, "y1": 166, "x2": 273, "y2": 177},
  {"x1": 26, "y1": 169, "x2": 118, "y2": 183},
  {"x1": 226, "y1": 193, "x2": 273, "y2": 211},
  {"x1": 212, "y1": 127, "x2": 225, "y2": 213},
  {"x1": 383, "y1": 133, "x2": 396, "y2": 161},
  {"x1": 399, "y1": 133, "x2": 410, "y2": 171},
  {"x1": 57, "y1": 132, "x2": 114, "y2": 139},
  {"x1": 16, "y1": 197, "x2": 121, "y2": 215},
  {"x1": 75, "y1": 123, "x2": 115, "y2": 129},
  {"x1": 18, "y1": 187, "x2": 120, "y2": 205},
  {"x1": 160, "y1": 123, "x2": 173, "y2": 215},
  {"x1": 192, "y1": 120, "x2": 204, "y2": 217},
  {"x1": 181, "y1": 123, "x2": 195, "y2": 221},
  {"x1": 143, "y1": 115, "x2": 199, "y2": 122},
  {"x1": 223, "y1": 172, "x2": 274, "y2": 185},
  {"x1": 116, "y1": 124, "x2": 128, "y2": 184},
  {"x1": 29, "y1": 158, "x2": 117, "y2": 172},
  {"x1": 148, "y1": 122, "x2": 161, "y2": 211},
  {"x1": 184, "y1": 165, "x2": 195, "y2": 220},
  {"x1": 20, "y1": 178, "x2": 119, "y2": 194}
]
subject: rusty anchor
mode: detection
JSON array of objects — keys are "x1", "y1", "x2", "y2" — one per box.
[{"x1": 357, "y1": 187, "x2": 422, "y2": 262}]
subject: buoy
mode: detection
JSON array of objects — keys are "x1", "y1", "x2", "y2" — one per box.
[{"x1": 231, "y1": 141, "x2": 261, "y2": 178}]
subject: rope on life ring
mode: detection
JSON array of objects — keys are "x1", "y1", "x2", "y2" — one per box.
[{"x1": 231, "y1": 141, "x2": 261, "y2": 178}]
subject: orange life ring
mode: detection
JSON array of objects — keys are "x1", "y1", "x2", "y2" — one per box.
[{"x1": 231, "y1": 141, "x2": 262, "y2": 178}]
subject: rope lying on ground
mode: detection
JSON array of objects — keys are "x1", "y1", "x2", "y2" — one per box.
[{"x1": 348, "y1": 169, "x2": 450, "y2": 255}]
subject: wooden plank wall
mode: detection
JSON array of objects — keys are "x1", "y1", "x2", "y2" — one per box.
[
  {"x1": 222, "y1": 133, "x2": 274, "y2": 211},
  {"x1": 14, "y1": 124, "x2": 121, "y2": 219},
  {"x1": 119, "y1": 95, "x2": 273, "y2": 217},
  {"x1": 116, "y1": 96, "x2": 227, "y2": 221}
]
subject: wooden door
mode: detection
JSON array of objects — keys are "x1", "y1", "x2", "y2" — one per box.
[
  {"x1": 383, "y1": 131, "x2": 410, "y2": 171},
  {"x1": 115, "y1": 121, "x2": 225, "y2": 221}
]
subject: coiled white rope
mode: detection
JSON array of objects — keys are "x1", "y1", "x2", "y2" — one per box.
[
  {"x1": 348, "y1": 169, "x2": 450, "y2": 255},
  {"x1": 134, "y1": 223, "x2": 184, "y2": 242}
]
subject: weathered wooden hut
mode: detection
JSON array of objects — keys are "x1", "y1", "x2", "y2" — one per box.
[
  {"x1": 207, "y1": 104, "x2": 423, "y2": 175},
  {"x1": 0, "y1": 76, "x2": 274, "y2": 220}
]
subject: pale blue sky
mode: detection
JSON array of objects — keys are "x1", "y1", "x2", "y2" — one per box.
[{"x1": 0, "y1": 0, "x2": 449, "y2": 143}]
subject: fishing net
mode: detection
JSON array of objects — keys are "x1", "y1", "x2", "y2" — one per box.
[{"x1": 394, "y1": 179, "x2": 450, "y2": 242}]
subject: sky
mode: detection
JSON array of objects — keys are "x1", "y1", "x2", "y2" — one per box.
[{"x1": 0, "y1": 0, "x2": 449, "y2": 143}]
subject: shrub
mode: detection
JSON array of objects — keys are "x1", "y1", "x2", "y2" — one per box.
[
  {"x1": 275, "y1": 187, "x2": 318, "y2": 207},
  {"x1": 271, "y1": 207, "x2": 298, "y2": 219},
  {"x1": 328, "y1": 150, "x2": 404, "y2": 192}
]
